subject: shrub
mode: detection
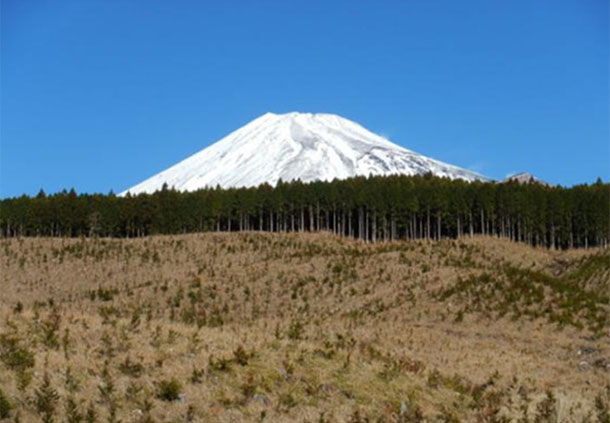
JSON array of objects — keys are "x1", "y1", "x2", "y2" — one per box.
[
  {"x1": 34, "y1": 373, "x2": 59, "y2": 423},
  {"x1": 427, "y1": 369, "x2": 442, "y2": 389},
  {"x1": 85, "y1": 402, "x2": 97, "y2": 423},
  {"x1": 118, "y1": 356, "x2": 144, "y2": 378},
  {"x1": 595, "y1": 388, "x2": 610, "y2": 423},
  {"x1": 534, "y1": 390, "x2": 557, "y2": 423},
  {"x1": 40, "y1": 308, "x2": 62, "y2": 349},
  {"x1": 287, "y1": 319, "x2": 304, "y2": 340},
  {"x1": 208, "y1": 355, "x2": 231, "y2": 373},
  {"x1": 190, "y1": 367, "x2": 204, "y2": 384},
  {"x1": 232, "y1": 345, "x2": 252, "y2": 366},
  {"x1": 0, "y1": 335, "x2": 35, "y2": 371},
  {"x1": 156, "y1": 379, "x2": 182, "y2": 402},
  {"x1": 278, "y1": 392, "x2": 297, "y2": 410},
  {"x1": 65, "y1": 396, "x2": 83, "y2": 423},
  {"x1": 0, "y1": 388, "x2": 12, "y2": 418}
]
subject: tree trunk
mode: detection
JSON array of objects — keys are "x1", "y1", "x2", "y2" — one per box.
[
  {"x1": 365, "y1": 209, "x2": 369, "y2": 242},
  {"x1": 259, "y1": 210, "x2": 263, "y2": 231},
  {"x1": 269, "y1": 210, "x2": 274, "y2": 232},
  {"x1": 348, "y1": 210, "x2": 353, "y2": 238},
  {"x1": 426, "y1": 207, "x2": 431, "y2": 240},
  {"x1": 436, "y1": 214, "x2": 441, "y2": 240},
  {"x1": 309, "y1": 205, "x2": 314, "y2": 231},
  {"x1": 372, "y1": 210, "x2": 377, "y2": 243}
]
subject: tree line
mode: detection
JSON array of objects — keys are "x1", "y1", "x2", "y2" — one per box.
[{"x1": 1, "y1": 174, "x2": 608, "y2": 249}]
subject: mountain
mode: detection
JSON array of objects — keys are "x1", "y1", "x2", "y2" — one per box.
[
  {"x1": 121, "y1": 112, "x2": 488, "y2": 195},
  {"x1": 505, "y1": 172, "x2": 552, "y2": 186}
]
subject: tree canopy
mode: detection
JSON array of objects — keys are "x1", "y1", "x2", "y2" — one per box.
[{"x1": 1, "y1": 175, "x2": 607, "y2": 249}]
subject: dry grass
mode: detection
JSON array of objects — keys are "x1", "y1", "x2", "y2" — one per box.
[{"x1": 0, "y1": 233, "x2": 608, "y2": 423}]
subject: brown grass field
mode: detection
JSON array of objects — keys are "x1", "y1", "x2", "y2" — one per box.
[{"x1": 0, "y1": 233, "x2": 608, "y2": 423}]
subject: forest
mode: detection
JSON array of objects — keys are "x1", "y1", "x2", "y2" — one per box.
[{"x1": 1, "y1": 174, "x2": 608, "y2": 249}]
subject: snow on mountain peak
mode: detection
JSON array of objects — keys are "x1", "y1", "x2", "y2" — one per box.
[
  {"x1": 121, "y1": 112, "x2": 488, "y2": 195},
  {"x1": 505, "y1": 172, "x2": 552, "y2": 186}
]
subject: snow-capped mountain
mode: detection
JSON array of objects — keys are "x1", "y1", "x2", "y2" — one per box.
[
  {"x1": 504, "y1": 172, "x2": 552, "y2": 186},
  {"x1": 121, "y1": 112, "x2": 488, "y2": 195}
]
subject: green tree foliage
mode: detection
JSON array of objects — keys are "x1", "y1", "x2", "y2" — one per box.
[{"x1": 1, "y1": 176, "x2": 608, "y2": 249}]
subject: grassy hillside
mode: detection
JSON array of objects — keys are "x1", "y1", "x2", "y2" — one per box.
[{"x1": 0, "y1": 233, "x2": 608, "y2": 423}]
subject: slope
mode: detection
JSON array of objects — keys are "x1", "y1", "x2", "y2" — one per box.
[{"x1": 122, "y1": 112, "x2": 488, "y2": 195}]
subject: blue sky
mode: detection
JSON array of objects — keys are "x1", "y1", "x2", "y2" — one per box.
[{"x1": 1, "y1": 0, "x2": 608, "y2": 197}]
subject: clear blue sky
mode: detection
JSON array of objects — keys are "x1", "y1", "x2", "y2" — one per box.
[{"x1": 1, "y1": 0, "x2": 608, "y2": 197}]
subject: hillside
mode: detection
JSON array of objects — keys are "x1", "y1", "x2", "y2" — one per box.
[{"x1": 0, "y1": 233, "x2": 608, "y2": 423}]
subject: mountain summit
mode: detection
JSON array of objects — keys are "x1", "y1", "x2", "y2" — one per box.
[
  {"x1": 122, "y1": 112, "x2": 487, "y2": 195},
  {"x1": 505, "y1": 172, "x2": 552, "y2": 186}
]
